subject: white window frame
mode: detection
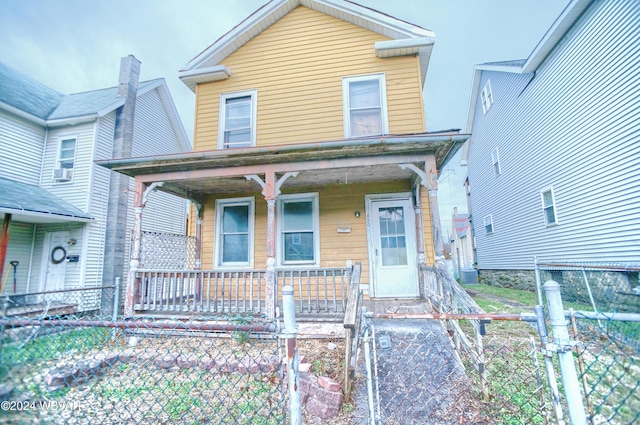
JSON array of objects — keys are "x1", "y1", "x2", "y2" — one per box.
[
  {"x1": 483, "y1": 214, "x2": 494, "y2": 235},
  {"x1": 56, "y1": 135, "x2": 78, "y2": 170},
  {"x1": 218, "y1": 89, "x2": 257, "y2": 149},
  {"x1": 342, "y1": 73, "x2": 389, "y2": 138},
  {"x1": 214, "y1": 197, "x2": 255, "y2": 267},
  {"x1": 481, "y1": 79, "x2": 494, "y2": 114},
  {"x1": 277, "y1": 193, "x2": 320, "y2": 267},
  {"x1": 540, "y1": 187, "x2": 558, "y2": 226},
  {"x1": 491, "y1": 147, "x2": 501, "y2": 177}
]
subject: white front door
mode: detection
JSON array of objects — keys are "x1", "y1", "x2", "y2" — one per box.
[
  {"x1": 41, "y1": 231, "x2": 69, "y2": 293},
  {"x1": 368, "y1": 196, "x2": 419, "y2": 298}
]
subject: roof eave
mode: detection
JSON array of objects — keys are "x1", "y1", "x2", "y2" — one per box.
[
  {"x1": 182, "y1": 0, "x2": 434, "y2": 74},
  {"x1": 522, "y1": 0, "x2": 592, "y2": 73},
  {"x1": 0, "y1": 101, "x2": 46, "y2": 125},
  {"x1": 179, "y1": 66, "x2": 232, "y2": 92},
  {"x1": 0, "y1": 207, "x2": 94, "y2": 224}
]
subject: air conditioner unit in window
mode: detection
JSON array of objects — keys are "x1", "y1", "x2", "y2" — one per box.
[{"x1": 53, "y1": 168, "x2": 73, "y2": 182}]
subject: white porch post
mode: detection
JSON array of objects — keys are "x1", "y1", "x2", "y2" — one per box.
[{"x1": 124, "y1": 180, "x2": 163, "y2": 317}]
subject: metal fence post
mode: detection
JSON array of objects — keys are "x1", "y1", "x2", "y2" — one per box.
[
  {"x1": 534, "y1": 305, "x2": 565, "y2": 424},
  {"x1": 111, "y1": 277, "x2": 121, "y2": 341},
  {"x1": 544, "y1": 280, "x2": 587, "y2": 424},
  {"x1": 534, "y1": 256, "x2": 544, "y2": 306},
  {"x1": 282, "y1": 285, "x2": 301, "y2": 425}
]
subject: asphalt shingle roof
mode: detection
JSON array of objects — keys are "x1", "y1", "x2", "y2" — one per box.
[
  {"x1": 0, "y1": 62, "x2": 64, "y2": 119},
  {"x1": 0, "y1": 177, "x2": 93, "y2": 221}
]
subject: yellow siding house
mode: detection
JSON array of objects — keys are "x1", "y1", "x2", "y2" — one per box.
[{"x1": 98, "y1": 0, "x2": 468, "y2": 318}]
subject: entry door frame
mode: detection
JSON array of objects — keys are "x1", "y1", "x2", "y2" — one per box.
[
  {"x1": 365, "y1": 192, "x2": 419, "y2": 298},
  {"x1": 40, "y1": 230, "x2": 69, "y2": 293}
]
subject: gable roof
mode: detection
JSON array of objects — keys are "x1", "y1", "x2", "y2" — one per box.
[
  {"x1": 0, "y1": 62, "x2": 64, "y2": 123},
  {"x1": 0, "y1": 62, "x2": 190, "y2": 149},
  {"x1": 0, "y1": 177, "x2": 93, "y2": 223},
  {"x1": 460, "y1": 0, "x2": 593, "y2": 164},
  {"x1": 179, "y1": 0, "x2": 435, "y2": 91}
]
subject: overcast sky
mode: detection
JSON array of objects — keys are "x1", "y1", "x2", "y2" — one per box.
[{"x1": 0, "y1": 0, "x2": 568, "y2": 234}]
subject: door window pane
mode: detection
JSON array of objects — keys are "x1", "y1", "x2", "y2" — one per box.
[{"x1": 378, "y1": 207, "x2": 408, "y2": 266}]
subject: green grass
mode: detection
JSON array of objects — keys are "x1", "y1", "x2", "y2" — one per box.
[
  {"x1": 468, "y1": 284, "x2": 539, "y2": 306},
  {"x1": 0, "y1": 327, "x2": 111, "y2": 380}
]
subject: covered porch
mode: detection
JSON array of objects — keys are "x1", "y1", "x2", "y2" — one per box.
[{"x1": 96, "y1": 132, "x2": 467, "y2": 319}]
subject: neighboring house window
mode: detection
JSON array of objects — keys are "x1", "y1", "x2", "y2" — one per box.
[
  {"x1": 492, "y1": 147, "x2": 501, "y2": 176},
  {"x1": 343, "y1": 74, "x2": 388, "y2": 138},
  {"x1": 58, "y1": 136, "x2": 77, "y2": 169},
  {"x1": 219, "y1": 90, "x2": 257, "y2": 149},
  {"x1": 481, "y1": 80, "x2": 494, "y2": 114},
  {"x1": 483, "y1": 215, "x2": 494, "y2": 234},
  {"x1": 277, "y1": 193, "x2": 320, "y2": 265},
  {"x1": 215, "y1": 198, "x2": 254, "y2": 267},
  {"x1": 541, "y1": 188, "x2": 557, "y2": 226}
]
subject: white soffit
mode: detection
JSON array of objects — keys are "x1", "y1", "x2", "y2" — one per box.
[{"x1": 179, "y1": 66, "x2": 232, "y2": 92}]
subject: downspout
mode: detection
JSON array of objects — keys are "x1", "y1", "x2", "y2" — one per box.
[{"x1": 26, "y1": 224, "x2": 37, "y2": 293}]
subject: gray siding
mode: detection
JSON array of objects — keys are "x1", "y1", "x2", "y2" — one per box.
[
  {"x1": 0, "y1": 110, "x2": 45, "y2": 185},
  {"x1": 468, "y1": 0, "x2": 640, "y2": 269},
  {"x1": 41, "y1": 122, "x2": 96, "y2": 212}
]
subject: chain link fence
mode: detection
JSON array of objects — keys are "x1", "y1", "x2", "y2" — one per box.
[
  {"x1": 358, "y1": 315, "x2": 555, "y2": 425},
  {"x1": 535, "y1": 260, "x2": 640, "y2": 313},
  {"x1": 0, "y1": 313, "x2": 284, "y2": 424},
  {"x1": 570, "y1": 311, "x2": 640, "y2": 424}
]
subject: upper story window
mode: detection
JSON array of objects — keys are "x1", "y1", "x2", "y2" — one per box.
[
  {"x1": 343, "y1": 74, "x2": 388, "y2": 138},
  {"x1": 541, "y1": 187, "x2": 557, "y2": 226},
  {"x1": 491, "y1": 147, "x2": 501, "y2": 176},
  {"x1": 483, "y1": 214, "x2": 494, "y2": 235},
  {"x1": 219, "y1": 90, "x2": 257, "y2": 149},
  {"x1": 481, "y1": 80, "x2": 494, "y2": 114},
  {"x1": 277, "y1": 193, "x2": 320, "y2": 266},
  {"x1": 58, "y1": 136, "x2": 77, "y2": 169},
  {"x1": 215, "y1": 197, "x2": 255, "y2": 267}
]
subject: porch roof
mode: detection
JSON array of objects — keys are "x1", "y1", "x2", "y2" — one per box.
[
  {"x1": 96, "y1": 132, "x2": 468, "y2": 197},
  {"x1": 0, "y1": 177, "x2": 94, "y2": 223}
]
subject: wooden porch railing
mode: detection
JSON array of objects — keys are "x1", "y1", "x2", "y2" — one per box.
[{"x1": 134, "y1": 266, "x2": 351, "y2": 316}]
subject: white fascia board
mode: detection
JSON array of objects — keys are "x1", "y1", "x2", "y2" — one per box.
[
  {"x1": 179, "y1": 65, "x2": 232, "y2": 92},
  {"x1": 183, "y1": 0, "x2": 296, "y2": 72},
  {"x1": 474, "y1": 64, "x2": 524, "y2": 74},
  {"x1": 522, "y1": 0, "x2": 592, "y2": 73},
  {"x1": 375, "y1": 37, "x2": 435, "y2": 57},
  {"x1": 0, "y1": 101, "x2": 46, "y2": 125},
  {"x1": 464, "y1": 69, "x2": 483, "y2": 135},
  {"x1": 305, "y1": 0, "x2": 434, "y2": 40},
  {"x1": 45, "y1": 114, "x2": 98, "y2": 127},
  {"x1": 0, "y1": 207, "x2": 94, "y2": 224}
]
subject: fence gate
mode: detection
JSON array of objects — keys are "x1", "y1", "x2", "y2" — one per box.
[{"x1": 355, "y1": 289, "x2": 639, "y2": 424}]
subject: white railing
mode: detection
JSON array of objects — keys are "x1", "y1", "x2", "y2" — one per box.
[{"x1": 134, "y1": 266, "x2": 350, "y2": 316}]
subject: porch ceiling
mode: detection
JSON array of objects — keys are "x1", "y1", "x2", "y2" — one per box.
[
  {"x1": 96, "y1": 132, "x2": 469, "y2": 198},
  {"x1": 162, "y1": 163, "x2": 414, "y2": 195}
]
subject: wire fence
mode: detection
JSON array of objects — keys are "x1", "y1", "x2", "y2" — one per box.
[
  {"x1": 0, "y1": 314, "x2": 284, "y2": 425},
  {"x1": 358, "y1": 315, "x2": 555, "y2": 425},
  {"x1": 570, "y1": 311, "x2": 640, "y2": 424},
  {"x1": 535, "y1": 260, "x2": 640, "y2": 313}
]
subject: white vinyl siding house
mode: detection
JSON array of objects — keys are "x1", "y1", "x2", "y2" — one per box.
[
  {"x1": 465, "y1": 0, "x2": 640, "y2": 269},
  {"x1": 0, "y1": 61, "x2": 190, "y2": 306},
  {"x1": 0, "y1": 112, "x2": 45, "y2": 185}
]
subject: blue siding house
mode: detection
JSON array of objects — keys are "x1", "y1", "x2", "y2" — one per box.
[{"x1": 463, "y1": 0, "x2": 639, "y2": 278}]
